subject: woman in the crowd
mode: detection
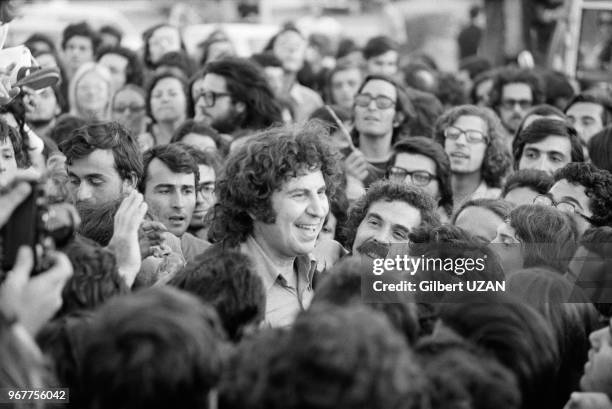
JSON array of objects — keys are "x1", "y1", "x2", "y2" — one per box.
[
  {"x1": 452, "y1": 198, "x2": 514, "y2": 242},
  {"x1": 491, "y1": 204, "x2": 580, "y2": 275},
  {"x1": 68, "y1": 62, "x2": 113, "y2": 121},
  {"x1": 388, "y1": 136, "x2": 454, "y2": 222},
  {"x1": 434, "y1": 104, "x2": 512, "y2": 213},
  {"x1": 111, "y1": 84, "x2": 148, "y2": 140},
  {"x1": 138, "y1": 71, "x2": 190, "y2": 150}
]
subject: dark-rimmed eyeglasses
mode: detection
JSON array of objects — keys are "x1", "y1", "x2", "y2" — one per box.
[
  {"x1": 354, "y1": 93, "x2": 396, "y2": 110},
  {"x1": 533, "y1": 194, "x2": 596, "y2": 224},
  {"x1": 197, "y1": 91, "x2": 232, "y2": 108},
  {"x1": 388, "y1": 166, "x2": 436, "y2": 186},
  {"x1": 444, "y1": 126, "x2": 489, "y2": 144}
]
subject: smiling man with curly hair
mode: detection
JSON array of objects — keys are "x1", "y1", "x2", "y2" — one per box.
[{"x1": 207, "y1": 121, "x2": 343, "y2": 327}]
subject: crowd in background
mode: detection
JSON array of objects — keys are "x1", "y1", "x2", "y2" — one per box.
[{"x1": 2, "y1": 1, "x2": 612, "y2": 409}]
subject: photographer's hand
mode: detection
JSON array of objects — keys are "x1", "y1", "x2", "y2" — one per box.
[
  {"x1": 0, "y1": 247, "x2": 73, "y2": 335},
  {"x1": 0, "y1": 63, "x2": 20, "y2": 106},
  {"x1": 107, "y1": 190, "x2": 148, "y2": 288}
]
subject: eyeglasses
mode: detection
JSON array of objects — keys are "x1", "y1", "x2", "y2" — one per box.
[
  {"x1": 533, "y1": 195, "x2": 596, "y2": 224},
  {"x1": 197, "y1": 91, "x2": 232, "y2": 108},
  {"x1": 444, "y1": 126, "x2": 489, "y2": 144},
  {"x1": 500, "y1": 98, "x2": 533, "y2": 110},
  {"x1": 113, "y1": 105, "x2": 145, "y2": 114},
  {"x1": 354, "y1": 93, "x2": 396, "y2": 110},
  {"x1": 388, "y1": 166, "x2": 436, "y2": 186}
]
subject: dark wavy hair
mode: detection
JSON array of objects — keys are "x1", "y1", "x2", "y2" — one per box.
[
  {"x1": 202, "y1": 57, "x2": 284, "y2": 132},
  {"x1": 508, "y1": 204, "x2": 579, "y2": 273},
  {"x1": 208, "y1": 122, "x2": 343, "y2": 246},
  {"x1": 553, "y1": 162, "x2": 612, "y2": 228},
  {"x1": 390, "y1": 136, "x2": 454, "y2": 217},
  {"x1": 502, "y1": 169, "x2": 554, "y2": 197},
  {"x1": 59, "y1": 121, "x2": 143, "y2": 184},
  {"x1": 564, "y1": 91, "x2": 612, "y2": 126},
  {"x1": 489, "y1": 67, "x2": 546, "y2": 110},
  {"x1": 513, "y1": 104, "x2": 567, "y2": 138},
  {"x1": 434, "y1": 105, "x2": 512, "y2": 188},
  {"x1": 139, "y1": 143, "x2": 200, "y2": 193},
  {"x1": 343, "y1": 180, "x2": 441, "y2": 251},
  {"x1": 513, "y1": 118, "x2": 584, "y2": 169},
  {"x1": 96, "y1": 45, "x2": 145, "y2": 87},
  {"x1": 351, "y1": 74, "x2": 417, "y2": 144},
  {"x1": 588, "y1": 126, "x2": 612, "y2": 173},
  {"x1": 61, "y1": 21, "x2": 101, "y2": 51},
  {"x1": 144, "y1": 71, "x2": 192, "y2": 123}
]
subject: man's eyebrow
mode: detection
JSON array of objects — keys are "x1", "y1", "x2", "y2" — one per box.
[
  {"x1": 558, "y1": 196, "x2": 584, "y2": 209},
  {"x1": 154, "y1": 183, "x2": 177, "y2": 190},
  {"x1": 365, "y1": 212, "x2": 383, "y2": 221},
  {"x1": 392, "y1": 224, "x2": 410, "y2": 234}
]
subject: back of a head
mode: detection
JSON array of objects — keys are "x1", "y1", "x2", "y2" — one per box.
[
  {"x1": 60, "y1": 236, "x2": 129, "y2": 317},
  {"x1": 502, "y1": 169, "x2": 554, "y2": 197},
  {"x1": 588, "y1": 126, "x2": 612, "y2": 173},
  {"x1": 439, "y1": 292, "x2": 559, "y2": 409},
  {"x1": 416, "y1": 332, "x2": 522, "y2": 409},
  {"x1": 76, "y1": 287, "x2": 226, "y2": 409},
  {"x1": 312, "y1": 256, "x2": 420, "y2": 345},
  {"x1": 264, "y1": 303, "x2": 426, "y2": 409},
  {"x1": 168, "y1": 247, "x2": 266, "y2": 341},
  {"x1": 510, "y1": 204, "x2": 579, "y2": 272}
]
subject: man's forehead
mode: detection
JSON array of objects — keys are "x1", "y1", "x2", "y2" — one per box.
[
  {"x1": 280, "y1": 169, "x2": 325, "y2": 190},
  {"x1": 366, "y1": 200, "x2": 421, "y2": 225},
  {"x1": 146, "y1": 158, "x2": 195, "y2": 187},
  {"x1": 550, "y1": 178, "x2": 587, "y2": 199},
  {"x1": 67, "y1": 149, "x2": 118, "y2": 175},
  {"x1": 524, "y1": 135, "x2": 571, "y2": 154},
  {"x1": 502, "y1": 82, "x2": 532, "y2": 97},
  {"x1": 567, "y1": 102, "x2": 603, "y2": 117}
]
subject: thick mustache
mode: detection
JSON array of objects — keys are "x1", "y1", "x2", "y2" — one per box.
[{"x1": 357, "y1": 240, "x2": 390, "y2": 258}]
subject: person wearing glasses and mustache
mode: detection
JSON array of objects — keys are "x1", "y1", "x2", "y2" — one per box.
[{"x1": 345, "y1": 74, "x2": 415, "y2": 189}]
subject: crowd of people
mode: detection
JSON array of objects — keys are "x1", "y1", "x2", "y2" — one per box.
[{"x1": 2, "y1": 1, "x2": 612, "y2": 408}]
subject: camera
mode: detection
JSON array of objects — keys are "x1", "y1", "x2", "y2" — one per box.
[{"x1": 0, "y1": 181, "x2": 79, "y2": 277}]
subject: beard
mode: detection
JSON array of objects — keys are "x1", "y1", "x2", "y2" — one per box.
[{"x1": 211, "y1": 108, "x2": 243, "y2": 135}]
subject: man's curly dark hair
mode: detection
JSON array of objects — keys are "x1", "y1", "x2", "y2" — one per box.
[
  {"x1": 208, "y1": 122, "x2": 343, "y2": 246},
  {"x1": 343, "y1": 180, "x2": 441, "y2": 251},
  {"x1": 434, "y1": 105, "x2": 512, "y2": 188},
  {"x1": 553, "y1": 163, "x2": 612, "y2": 228}
]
